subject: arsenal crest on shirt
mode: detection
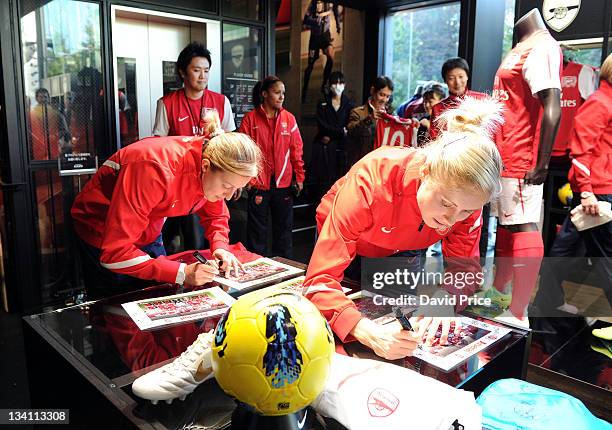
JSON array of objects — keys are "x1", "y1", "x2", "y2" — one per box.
[{"x1": 542, "y1": 0, "x2": 580, "y2": 33}]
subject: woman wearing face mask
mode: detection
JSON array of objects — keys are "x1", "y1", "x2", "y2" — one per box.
[
  {"x1": 71, "y1": 113, "x2": 261, "y2": 299},
  {"x1": 311, "y1": 71, "x2": 356, "y2": 197},
  {"x1": 303, "y1": 97, "x2": 504, "y2": 360},
  {"x1": 239, "y1": 76, "x2": 306, "y2": 258},
  {"x1": 346, "y1": 76, "x2": 394, "y2": 168}
]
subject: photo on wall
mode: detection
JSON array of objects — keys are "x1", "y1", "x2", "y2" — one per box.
[
  {"x1": 222, "y1": 24, "x2": 262, "y2": 129},
  {"x1": 300, "y1": 0, "x2": 344, "y2": 109}
]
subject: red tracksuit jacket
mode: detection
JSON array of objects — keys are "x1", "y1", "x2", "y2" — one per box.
[
  {"x1": 71, "y1": 136, "x2": 230, "y2": 284},
  {"x1": 568, "y1": 79, "x2": 612, "y2": 194},
  {"x1": 152, "y1": 88, "x2": 233, "y2": 136},
  {"x1": 239, "y1": 106, "x2": 305, "y2": 190},
  {"x1": 303, "y1": 146, "x2": 483, "y2": 341}
]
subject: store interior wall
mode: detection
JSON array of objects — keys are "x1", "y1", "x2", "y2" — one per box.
[
  {"x1": 470, "y1": 0, "x2": 505, "y2": 93},
  {"x1": 277, "y1": 1, "x2": 366, "y2": 165}
]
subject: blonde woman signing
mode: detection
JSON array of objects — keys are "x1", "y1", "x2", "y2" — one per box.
[
  {"x1": 72, "y1": 113, "x2": 261, "y2": 299},
  {"x1": 303, "y1": 97, "x2": 504, "y2": 360}
]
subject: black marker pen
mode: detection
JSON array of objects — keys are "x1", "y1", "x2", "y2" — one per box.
[
  {"x1": 192, "y1": 250, "x2": 209, "y2": 265},
  {"x1": 393, "y1": 307, "x2": 414, "y2": 331}
]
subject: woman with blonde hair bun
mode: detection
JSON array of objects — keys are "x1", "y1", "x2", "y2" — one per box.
[
  {"x1": 303, "y1": 96, "x2": 504, "y2": 360},
  {"x1": 72, "y1": 111, "x2": 262, "y2": 299}
]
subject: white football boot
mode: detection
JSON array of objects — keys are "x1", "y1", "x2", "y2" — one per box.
[{"x1": 132, "y1": 331, "x2": 215, "y2": 404}]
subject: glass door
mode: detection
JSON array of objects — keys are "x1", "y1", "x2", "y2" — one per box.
[
  {"x1": 19, "y1": 0, "x2": 106, "y2": 304},
  {"x1": 111, "y1": 6, "x2": 221, "y2": 146}
]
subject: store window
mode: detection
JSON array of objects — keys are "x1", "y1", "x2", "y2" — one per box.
[
  {"x1": 383, "y1": 2, "x2": 461, "y2": 108},
  {"x1": 501, "y1": 0, "x2": 516, "y2": 60},
  {"x1": 567, "y1": 46, "x2": 605, "y2": 68},
  {"x1": 19, "y1": 0, "x2": 103, "y2": 299},
  {"x1": 20, "y1": 0, "x2": 104, "y2": 161},
  {"x1": 222, "y1": 0, "x2": 263, "y2": 22},
  {"x1": 222, "y1": 24, "x2": 263, "y2": 128}
]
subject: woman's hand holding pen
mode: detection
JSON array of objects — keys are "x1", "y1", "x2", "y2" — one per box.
[
  {"x1": 184, "y1": 260, "x2": 219, "y2": 286},
  {"x1": 351, "y1": 318, "x2": 420, "y2": 360}
]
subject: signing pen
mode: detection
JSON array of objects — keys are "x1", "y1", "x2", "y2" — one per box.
[
  {"x1": 192, "y1": 250, "x2": 221, "y2": 270},
  {"x1": 393, "y1": 307, "x2": 414, "y2": 331}
]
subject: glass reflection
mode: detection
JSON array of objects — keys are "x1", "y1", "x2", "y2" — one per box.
[{"x1": 21, "y1": 0, "x2": 104, "y2": 160}]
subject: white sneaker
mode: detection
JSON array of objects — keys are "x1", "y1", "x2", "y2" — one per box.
[{"x1": 132, "y1": 331, "x2": 214, "y2": 404}]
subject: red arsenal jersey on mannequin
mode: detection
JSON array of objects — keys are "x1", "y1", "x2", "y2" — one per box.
[
  {"x1": 552, "y1": 61, "x2": 597, "y2": 157},
  {"x1": 153, "y1": 89, "x2": 235, "y2": 136},
  {"x1": 493, "y1": 29, "x2": 562, "y2": 178}
]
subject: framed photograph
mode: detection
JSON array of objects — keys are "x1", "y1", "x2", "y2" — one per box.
[
  {"x1": 405, "y1": 317, "x2": 511, "y2": 372},
  {"x1": 222, "y1": 23, "x2": 262, "y2": 128},
  {"x1": 356, "y1": 294, "x2": 513, "y2": 372},
  {"x1": 122, "y1": 286, "x2": 235, "y2": 331},
  {"x1": 213, "y1": 257, "x2": 304, "y2": 292}
]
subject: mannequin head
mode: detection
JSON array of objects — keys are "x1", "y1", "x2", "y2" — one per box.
[{"x1": 514, "y1": 8, "x2": 546, "y2": 42}]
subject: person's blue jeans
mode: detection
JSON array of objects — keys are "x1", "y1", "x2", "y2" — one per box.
[{"x1": 78, "y1": 235, "x2": 166, "y2": 300}]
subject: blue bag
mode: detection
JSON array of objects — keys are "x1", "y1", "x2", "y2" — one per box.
[{"x1": 477, "y1": 379, "x2": 611, "y2": 430}]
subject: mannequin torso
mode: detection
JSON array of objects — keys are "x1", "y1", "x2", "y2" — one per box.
[{"x1": 493, "y1": 8, "x2": 562, "y2": 232}]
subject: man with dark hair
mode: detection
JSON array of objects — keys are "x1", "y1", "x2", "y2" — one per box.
[
  {"x1": 429, "y1": 57, "x2": 486, "y2": 140},
  {"x1": 441, "y1": 57, "x2": 470, "y2": 85},
  {"x1": 152, "y1": 42, "x2": 236, "y2": 253},
  {"x1": 153, "y1": 42, "x2": 235, "y2": 136},
  {"x1": 346, "y1": 75, "x2": 393, "y2": 166}
]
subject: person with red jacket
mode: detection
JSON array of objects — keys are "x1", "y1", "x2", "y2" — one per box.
[
  {"x1": 239, "y1": 76, "x2": 305, "y2": 258},
  {"x1": 153, "y1": 42, "x2": 235, "y2": 137},
  {"x1": 567, "y1": 53, "x2": 612, "y2": 304},
  {"x1": 72, "y1": 114, "x2": 261, "y2": 299},
  {"x1": 303, "y1": 97, "x2": 504, "y2": 360},
  {"x1": 429, "y1": 58, "x2": 486, "y2": 140}
]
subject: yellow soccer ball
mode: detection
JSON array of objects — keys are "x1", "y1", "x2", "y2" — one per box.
[
  {"x1": 211, "y1": 288, "x2": 334, "y2": 416},
  {"x1": 558, "y1": 182, "x2": 573, "y2": 206}
]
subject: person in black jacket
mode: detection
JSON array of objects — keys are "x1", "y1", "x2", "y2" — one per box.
[{"x1": 310, "y1": 71, "x2": 355, "y2": 200}]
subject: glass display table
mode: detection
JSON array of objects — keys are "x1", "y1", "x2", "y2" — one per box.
[{"x1": 23, "y1": 258, "x2": 530, "y2": 429}]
